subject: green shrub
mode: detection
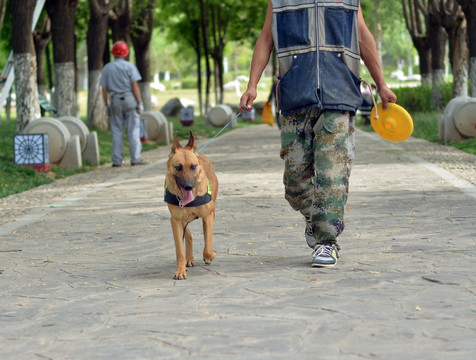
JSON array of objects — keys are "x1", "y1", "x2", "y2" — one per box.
[
  {"x1": 411, "y1": 112, "x2": 440, "y2": 142},
  {"x1": 391, "y1": 82, "x2": 453, "y2": 113},
  {"x1": 181, "y1": 77, "x2": 198, "y2": 89}
]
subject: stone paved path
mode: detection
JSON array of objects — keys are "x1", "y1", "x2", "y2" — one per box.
[{"x1": 1, "y1": 125, "x2": 475, "y2": 359}]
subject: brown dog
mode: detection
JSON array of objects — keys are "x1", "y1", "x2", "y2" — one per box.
[{"x1": 164, "y1": 132, "x2": 218, "y2": 280}]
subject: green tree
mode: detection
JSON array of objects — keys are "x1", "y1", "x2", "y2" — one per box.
[
  {"x1": 156, "y1": 0, "x2": 267, "y2": 113},
  {"x1": 155, "y1": 1, "x2": 205, "y2": 112},
  {"x1": 362, "y1": 0, "x2": 408, "y2": 70}
]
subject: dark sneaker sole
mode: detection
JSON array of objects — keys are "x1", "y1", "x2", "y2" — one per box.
[{"x1": 311, "y1": 261, "x2": 337, "y2": 268}]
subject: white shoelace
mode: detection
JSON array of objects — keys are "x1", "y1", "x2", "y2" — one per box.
[{"x1": 312, "y1": 245, "x2": 333, "y2": 258}]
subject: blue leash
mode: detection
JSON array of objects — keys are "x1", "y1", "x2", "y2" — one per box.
[{"x1": 197, "y1": 111, "x2": 244, "y2": 153}]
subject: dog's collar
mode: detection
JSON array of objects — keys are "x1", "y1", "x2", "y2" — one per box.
[{"x1": 164, "y1": 179, "x2": 212, "y2": 207}]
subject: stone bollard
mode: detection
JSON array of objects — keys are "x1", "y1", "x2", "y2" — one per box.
[
  {"x1": 439, "y1": 97, "x2": 476, "y2": 143},
  {"x1": 142, "y1": 110, "x2": 171, "y2": 144},
  {"x1": 83, "y1": 131, "x2": 100, "y2": 166},
  {"x1": 206, "y1": 104, "x2": 237, "y2": 128},
  {"x1": 58, "y1": 116, "x2": 90, "y2": 153},
  {"x1": 23, "y1": 117, "x2": 70, "y2": 164},
  {"x1": 59, "y1": 135, "x2": 82, "y2": 169}
]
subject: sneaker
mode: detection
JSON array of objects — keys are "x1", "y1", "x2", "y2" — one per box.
[
  {"x1": 131, "y1": 160, "x2": 148, "y2": 166},
  {"x1": 304, "y1": 216, "x2": 316, "y2": 248},
  {"x1": 311, "y1": 244, "x2": 339, "y2": 267},
  {"x1": 112, "y1": 163, "x2": 122, "y2": 167}
]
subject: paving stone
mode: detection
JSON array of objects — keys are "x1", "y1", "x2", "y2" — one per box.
[{"x1": 1, "y1": 125, "x2": 475, "y2": 359}]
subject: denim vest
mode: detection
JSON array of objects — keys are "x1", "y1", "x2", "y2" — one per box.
[{"x1": 271, "y1": 0, "x2": 362, "y2": 115}]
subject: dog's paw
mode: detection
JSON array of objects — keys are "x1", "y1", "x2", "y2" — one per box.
[
  {"x1": 186, "y1": 257, "x2": 195, "y2": 267},
  {"x1": 203, "y1": 250, "x2": 216, "y2": 265},
  {"x1": 174, "y1": 267, "x2": 187, "y2": 280}
]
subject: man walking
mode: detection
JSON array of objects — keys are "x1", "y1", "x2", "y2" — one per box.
[
  {"x1": 240, "y1": 0, "x2": 397, "y2": 267},
  {"x1": 100, "y1": 41, "x2": 146, "y2": 167}
]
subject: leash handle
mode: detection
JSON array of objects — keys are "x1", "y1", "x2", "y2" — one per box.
[
  {"x1": 197, "y1": 111, "x2": 243, "y2": 153},
  {"x1": 361, "y1": 79, "x2": 379, "y2": 120}
]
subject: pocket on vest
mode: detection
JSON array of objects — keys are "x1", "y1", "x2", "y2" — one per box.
[
  {"x1": 275, "y1": 8, "x2": 310, "y2": 49},
  {"x1": 279, "y1": 52, "x2": 320, "y2": 114},
  {"x1": 324, "y1": 8, "x2": 354, "y2": 48},
  {"x1": 320, "y1": 52, "x2": 362, "y2": 111}
]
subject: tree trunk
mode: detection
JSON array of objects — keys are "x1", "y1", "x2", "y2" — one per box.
[
  {"x1": 135, "y1": 56, "x2": 152, "y2": 111},
  {"x1": 109, "y1": 0, "x2": 132, "y2": 47},
  {"x1": 458, "y1": 1, "x2": 476, "y2": 97},
  {"x1": 11, "y1": 0, "x2": 40, "y2": 132},
  {"x1": 45, "y1": 42, "x2": 54, "y2": 94},
  {"x1": 199, "y1": 0, "x2": 211, "y2": 112},
  {"x1": 448, "y1": 14, "x2": 468, "y2": 97},
  {"x1": 87, "y1": 0, "x2": 115, "y2": 130},
  {"x1": 88, "y1": 70, "x2": 107, "y2": 130},
  {"x1": 45, "y1": 0, "x2": 78, "y2": 117},
  {"x1": 435, "y1": 0, "x2": 469, "y2": 98},
  {"x1": 53, "y1": 62, "x2": 75, "y2": 116},
  {"x1": 0, "y1": 0, "x2": 7, "y2": 32},
  {"x1": 14, "y1": 54, "x2": 41, "y2": 132},
  {"x1": 33, "y1": 15, "x2": 51, "y2": 97},
  {"x1": 214, "y1": 50, "x2": 224, "y2": 105},
  {"x1": 429, "y1": 11, "x2": 447, "y2": 109},
  {"x1": 419, "y1": 49, "x2": 432, "y2": 85},
  {"x1": 402, "y1": 0, "x2": 432, "y2": 85},
  {"x1": 195, "y1": 29, "x2": 204, "y2": 117},
  {"x1": 468, "y1": 6, "x2": 476, "y2": 97},
  {"x1": 132, "y1": 0, "x2": 156, "y2": 112},
  {"x1": 210, "y1": 3, "x2": 229, "y2": 105}
]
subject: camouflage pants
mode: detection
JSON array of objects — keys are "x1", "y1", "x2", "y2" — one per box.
[{"x1": 280, "y1": 108, "x2": 355, "y2": 248}]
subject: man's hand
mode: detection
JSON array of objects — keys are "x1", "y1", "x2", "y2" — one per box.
[
  {"x1": 137, "y1": 101, "x2": 144, "y2": 115},
  {"x1": 377, "y1": 85, "x2": 397, "y2": 110},
  {"x1": 105, "y1": 104, "x2": 111, "y2": 116},
  {"x1": 240, "y1": 87, "x2": 257, "y2": 113}
]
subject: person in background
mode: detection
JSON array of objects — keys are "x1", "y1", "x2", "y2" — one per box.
[
  {"x1": 267, "y1": 69, "x2": 281, "y2": 128},
  {"x1": 240, "y1": 0, "x2": 397, "y2": 267},
  {"x1": 100, "y1": 40, "x2": 146, "y2": 167},
  {"x1": 359, "y1": 81, "x2": 374, "y2": 125}
]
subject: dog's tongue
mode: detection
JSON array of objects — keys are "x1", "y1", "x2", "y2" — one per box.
[{"x1": 180, "y1": 187, "x2": 195, "y2": 206}]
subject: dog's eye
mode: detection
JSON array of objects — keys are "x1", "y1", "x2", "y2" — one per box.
[
  {"x1": 174, "y1": 165, "x2": 183, "y2": 172},
  {"x1": 190, "y1": 164, "x2": 197, "y2": 171}
]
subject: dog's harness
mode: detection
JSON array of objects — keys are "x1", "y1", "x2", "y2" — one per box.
[{"x1": 164, "y1": 179, "x2": 212, "y2": 207}]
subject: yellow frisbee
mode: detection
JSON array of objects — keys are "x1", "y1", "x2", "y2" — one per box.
[{"x1": 370, "y1": 103, "x2": 413, "y2": 142}]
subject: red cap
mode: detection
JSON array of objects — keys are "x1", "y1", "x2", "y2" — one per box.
[{"x1": 111, "y1": 41, "x2": 129, "y2": 57}]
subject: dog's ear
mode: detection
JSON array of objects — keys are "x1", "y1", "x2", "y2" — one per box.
[
  {"x1": 172, "y1": 133, "x2": 182, "y2": 152},
  {"x1": 185, "y1": 131, "x2": 197, "y2": 151}
]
